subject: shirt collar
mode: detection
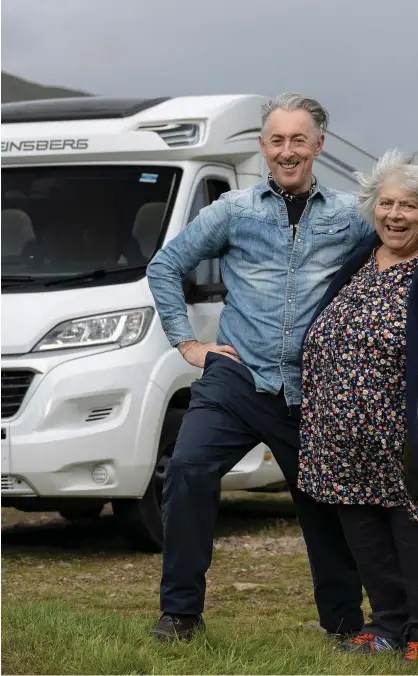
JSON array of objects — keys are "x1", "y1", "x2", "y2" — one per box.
[{"x1": 260, "y1": 176, "x2": 326, "y2": 201}]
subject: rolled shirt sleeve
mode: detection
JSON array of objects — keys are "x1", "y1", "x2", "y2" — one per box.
[{"x1": 146, "y1": 196, "x2": 230, "y2": 346}]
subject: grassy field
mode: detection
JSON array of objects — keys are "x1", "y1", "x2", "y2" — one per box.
[{"x1": 2, "y1": 492, "x2": 414, "y2": 675}]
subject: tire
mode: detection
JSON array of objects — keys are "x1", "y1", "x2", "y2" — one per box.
[
  {"x1": 112, "y1": 409, "x2": 186, "y2": 551},
  {"x1": 59, "y1": 504, "x2": 104, "y2": 521}
]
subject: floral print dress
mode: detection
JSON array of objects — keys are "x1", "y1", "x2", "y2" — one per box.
[{"x1": 298, "y1": 251, "x2": 418, "y2": 521}]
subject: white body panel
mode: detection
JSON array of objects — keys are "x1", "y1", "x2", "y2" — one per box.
[
  {"x1": 1, "y1": 278, "x2": 279, "y2": 498},
  {"x1": 1, "y1": 94, "x2": 376, "y2": 503}
]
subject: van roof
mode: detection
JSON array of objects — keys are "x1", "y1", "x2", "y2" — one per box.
[
  {"x1": 1, "y1": 97, "x2": 172, "y2": 124},
  {"x1": 1, "y1": 95, "x2": 268, "y2": 166}
]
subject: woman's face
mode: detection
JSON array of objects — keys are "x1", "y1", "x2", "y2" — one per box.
[{"x1": 375, "y1": 181, "x2": 418, "y2": 257}]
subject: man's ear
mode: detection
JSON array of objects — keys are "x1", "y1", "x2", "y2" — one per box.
[
  {"x1": 315, "y1": 133, "x2": 325, "y2": 157},
  {"x1": 258, "y1": 135, "x2": 266, "y2": 157}
]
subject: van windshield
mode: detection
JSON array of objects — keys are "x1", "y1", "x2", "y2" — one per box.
[{"x1": 1, "y1": 165, "x2": 182, "y2": 289}]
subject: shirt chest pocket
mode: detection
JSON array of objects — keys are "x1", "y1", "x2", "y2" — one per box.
[
  {"x1": 310, "y1": 218, "x2": 351, "y2": 268},
  {"x1": 235, "y1": 220, "x2": 277, "y2": 263}
]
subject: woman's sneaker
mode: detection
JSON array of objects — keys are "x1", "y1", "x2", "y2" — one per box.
[
  {"x1": 338, "y1": 633, "x2": 400, "y2": 653},
  {"x1": 403, "y1": 641, "x2": 418, "y2": 661}
]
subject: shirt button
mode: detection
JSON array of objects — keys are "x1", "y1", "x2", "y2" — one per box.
[
  {"x1": 328, "y1": 229, "x2": 334, "y2": 233},
  {"x1": 297, "y1": 238, "x2": 301, "y2": 242},
  {"x1": 290, "y1": 268, "x2": 295, "y2": 273},
  {"x1": 285, "y1": 331, "x2": 290, "y2": 335},
  {"x1": 288, "y1": 299, "x2": 292, "y2": 303}
]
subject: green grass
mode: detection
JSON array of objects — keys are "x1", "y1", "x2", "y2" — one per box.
[
  {"x1": 3, "y1": 602, "x2": 414, "y2": 675},
  {"x1": 2, "y1": 494, "x2": 416, "y2": 674}
]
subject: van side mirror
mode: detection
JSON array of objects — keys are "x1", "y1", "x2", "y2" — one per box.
[{"x1": 183, "y1": 279, "x2": 227, "y2": 304}]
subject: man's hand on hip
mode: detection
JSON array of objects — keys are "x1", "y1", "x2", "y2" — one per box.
[{"x1": 177, "y1": 341, "x2": 240, "y2": 369}]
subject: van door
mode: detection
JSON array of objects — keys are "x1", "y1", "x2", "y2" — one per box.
[{"x1": 184, "y1": 166, "x2": 236, "y2": 344}]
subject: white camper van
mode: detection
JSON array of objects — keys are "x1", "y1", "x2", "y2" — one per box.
[{"x1": 1, "y1": 95, "x2": 376, "y2": 548}]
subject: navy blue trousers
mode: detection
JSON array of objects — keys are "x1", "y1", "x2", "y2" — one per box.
[
  {"x1": 339, "y1": 505, "x2": 418, "y2": 641},
  {"x1": 160, "y1": 352, "x2": 364, "y2": 634}
]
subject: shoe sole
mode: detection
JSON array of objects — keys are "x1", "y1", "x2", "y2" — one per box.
[
  {"x1": 150, "y1": 626, "x2": 205, "y2": 643},
  {"x1": 337, "y1": 645, "x2": 399, "y2": 654}
]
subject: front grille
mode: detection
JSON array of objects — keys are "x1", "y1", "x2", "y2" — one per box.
[{"x1": 1, "y1": 370, "x2": 34, "y2": 419}]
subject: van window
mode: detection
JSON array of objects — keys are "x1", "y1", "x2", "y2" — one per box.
[
  {"x1": 188, "y1": 178, "x2": 230, "y2": 288},
  {"x1": 1, "y1": 165, "x2": 182, "y2": 287}
]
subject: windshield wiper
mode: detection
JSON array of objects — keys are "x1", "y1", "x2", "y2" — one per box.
[
  {"x1": 43, "y1": 265, "x2": 148, "y2": 287},
  {"x1": 1, "y1": 274, "x2": 38, "y2": 288}
]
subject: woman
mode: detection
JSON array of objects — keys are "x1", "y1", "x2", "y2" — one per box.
[{"x1": 298, "y1": 149, "x2": 418, "y2": 662}]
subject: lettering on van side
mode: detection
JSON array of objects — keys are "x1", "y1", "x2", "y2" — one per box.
[{"x1": 1, "y1": 139, "x2": 89, "y2": 153}]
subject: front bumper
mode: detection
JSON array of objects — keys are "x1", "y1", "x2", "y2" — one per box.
[{"x1": 1, "y1": 345, "x2": 164, "y2": 498}]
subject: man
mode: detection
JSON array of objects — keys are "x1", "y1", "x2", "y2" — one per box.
[{"x1": 147, "y1": 93, "x2": 373, "y2": 642}]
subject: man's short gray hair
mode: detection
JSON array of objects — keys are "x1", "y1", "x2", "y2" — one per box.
[
  {"x1": 261, "y1": 93, "x2": 329, "y2": 136},
  {"x1": 355, "y1": 149, "x2": 418, "y2": 224}
]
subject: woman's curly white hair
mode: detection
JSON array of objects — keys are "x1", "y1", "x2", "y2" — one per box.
[{"x1": 354, "y1": 149, "x2": 418, "y2": 224}]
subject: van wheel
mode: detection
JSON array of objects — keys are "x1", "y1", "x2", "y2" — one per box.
[
  {"x1": 112, "y1": 409, "x2": 186, "y2": 552},
  {"x1": 59, "y1": 504, "x2": 104, "y2": 521}
]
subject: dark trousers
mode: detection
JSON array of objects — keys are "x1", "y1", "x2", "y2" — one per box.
[
  {"x1": 160, "y1": 352, "x2": 364, "y2": 634},
  {"x1": 339, "y1": 504, "x2": 418, "y2": 641}
]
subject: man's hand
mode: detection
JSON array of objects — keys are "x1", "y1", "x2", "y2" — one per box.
[{"x1": 177, "y1": 341, "x2": 240, "y2": 369}]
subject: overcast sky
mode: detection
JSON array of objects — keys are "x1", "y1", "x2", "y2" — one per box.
[{"x1": 2, "y1": 0, "x2": 417, "y2": 156}]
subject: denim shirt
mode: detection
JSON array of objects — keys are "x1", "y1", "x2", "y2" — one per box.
[{"x1": 147, "y1": 180, "x2": 373, "y2": 405}]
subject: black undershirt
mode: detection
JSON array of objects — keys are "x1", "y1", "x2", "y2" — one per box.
[
  {"x1": 284, "y1": 198, "x2": 308, "y2": 238},
  {"x1": 268, "y1": 173, "x2": 314, "y2": 239}
]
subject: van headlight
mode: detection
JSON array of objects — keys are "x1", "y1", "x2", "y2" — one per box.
[{"x1": 33, "y1": 308, "x2": 154, "y2": 351}]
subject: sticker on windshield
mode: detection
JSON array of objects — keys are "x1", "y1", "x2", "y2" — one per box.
[{"x1": 139, "y1": 173, "x2": 159, "y2": 183}]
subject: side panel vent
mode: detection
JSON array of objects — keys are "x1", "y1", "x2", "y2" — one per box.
[
  {"x1": 1, "y1": 475, "x2": 36, "y2": 495},
  {"x1": 1, "y1": 475, "x2": 15, "y2": 490},
  {"x1": 85, "y1": 407, "x2": 114, "y2": 423}
]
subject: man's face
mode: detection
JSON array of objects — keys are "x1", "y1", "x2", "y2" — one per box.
[{"x1": 259, "y1": 109, "x2": 324, "y2": 194}]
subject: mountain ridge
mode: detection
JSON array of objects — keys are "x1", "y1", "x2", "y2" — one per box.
[{"x1": 1, "y1": 71, "x2": 91, "y2": 103}]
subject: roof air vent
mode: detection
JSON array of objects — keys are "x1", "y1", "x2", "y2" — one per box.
[{"x1": 138, "y1": 122, "x2": 202, "y2": 147}]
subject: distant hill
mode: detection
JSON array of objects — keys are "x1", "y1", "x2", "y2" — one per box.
[{"x1": 1, "y1": 71, "x2": 91, "y2": 103}]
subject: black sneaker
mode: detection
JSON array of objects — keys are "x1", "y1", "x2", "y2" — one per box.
[{"x1": 150, "y1": 613, "x2": 205, "y2": 642}]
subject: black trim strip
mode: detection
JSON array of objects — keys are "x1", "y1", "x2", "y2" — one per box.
[
  {"x1": 1, "y1": 97, "x2": 171, "y2": 124},
  {"x1": 226, "y1": 127, "x2": 261, "y2": 140}
]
